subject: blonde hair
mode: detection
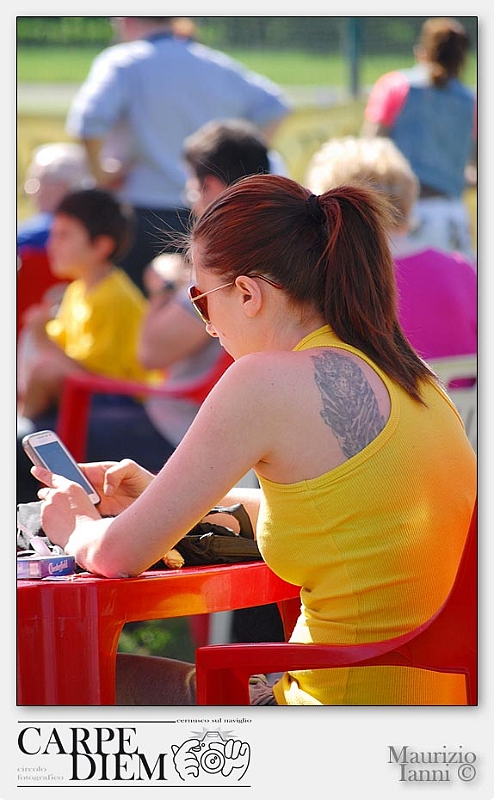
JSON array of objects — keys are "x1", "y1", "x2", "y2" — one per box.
[{"x1": 304, "y1": 136, "x2": 419, "y2": 228}]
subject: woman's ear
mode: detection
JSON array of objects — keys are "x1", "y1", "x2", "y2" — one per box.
[{"x1": 234, "y1": 275, "x2": 263, "y2": 318}]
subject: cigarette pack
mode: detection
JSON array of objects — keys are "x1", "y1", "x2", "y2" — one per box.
[{"x1": 17, "y1": 553, "x2": 76, "y2": 579}]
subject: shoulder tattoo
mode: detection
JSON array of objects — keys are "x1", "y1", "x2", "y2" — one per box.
[{"x1": 311, "y1": 351, "x2": 385, "y2": 458}]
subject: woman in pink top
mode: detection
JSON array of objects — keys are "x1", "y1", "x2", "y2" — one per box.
[{"x1": 304, "y1": 135, "x2": 476, "y2": 362}]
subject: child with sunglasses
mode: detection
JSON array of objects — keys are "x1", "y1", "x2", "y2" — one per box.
[{"x1": 32, "y1": 174, "x2": 476, "y2": 706}]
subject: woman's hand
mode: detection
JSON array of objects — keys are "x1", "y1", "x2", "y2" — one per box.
[
  {"x1": 87, "y1": 458, "x2": 156, "y2": 514},
  {"x1": 32, "y1": 458, "x2": 156, "y2": 518},
  {"x1": 37, "y1": 474, "x2": 101, "y2": 551}
]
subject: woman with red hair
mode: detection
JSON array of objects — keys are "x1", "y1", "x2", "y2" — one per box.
[{"x1": 33, "y1": 174, "x2": 476, "y2": 705}]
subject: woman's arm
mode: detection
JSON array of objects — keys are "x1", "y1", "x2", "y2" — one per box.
[{"x1": 37, "y1": 355, "x2": 272, "y2": 577}]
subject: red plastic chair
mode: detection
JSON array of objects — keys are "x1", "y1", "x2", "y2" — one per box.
[
  {"x1": 196, "y1": 500, "x2": 477, "y2": 705},
  {"x1": 17, "y1": 246, "x2": 67, "y2": 342},
  {"x1": 56, "y1": 349, "x2": 233, "y2": 461}
]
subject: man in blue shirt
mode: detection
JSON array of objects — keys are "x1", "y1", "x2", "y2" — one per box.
[{"x1": 66, "y1": 17, "x2": 292, "y2": 293}]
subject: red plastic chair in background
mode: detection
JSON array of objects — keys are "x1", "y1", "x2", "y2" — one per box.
[
  {"x1": 17, "y1": 246, "x2": 68, "y2": 343},
  {"x1": 56, "y1": 349, "x2": 233, "y2": 462},
  {"x1": 195, "y1": 499, "x2": 477, "y2": 705}
]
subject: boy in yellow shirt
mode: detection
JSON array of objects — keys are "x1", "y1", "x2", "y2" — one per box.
[{"x1": 18, "y1": 188, "x2": 159, "y2": 418}]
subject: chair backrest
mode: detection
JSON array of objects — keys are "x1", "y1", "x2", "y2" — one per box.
[
  {"x1": 371, "y1": 497, "x2": 477, "y2": 701},
  {"x1": 429, "y1": 354, "x2": 477, "y2": 453},
  {"x1": 195, "y1": 499, "x2": 477, "y2": 705}
]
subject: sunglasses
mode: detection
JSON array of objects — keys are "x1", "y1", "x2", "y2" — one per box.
[{"x1": 188, "y1": 275, "x2": 282, "y2": 324}]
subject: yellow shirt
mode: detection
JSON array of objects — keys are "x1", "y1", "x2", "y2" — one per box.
[
  {"x1": 46, "y1": 268, "x2": 160, "y2": 385},
  {"x1": 255, "y1": 326, "x2": 476, "y2": 705}
]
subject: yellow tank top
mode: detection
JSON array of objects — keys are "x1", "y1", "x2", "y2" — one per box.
[{"x1": 255, "y1": 326, "x2": 476, "y2": 705}]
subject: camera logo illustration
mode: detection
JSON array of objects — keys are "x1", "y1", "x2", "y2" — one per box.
[{"x1": 171, "y1": 729, "x2": 250, "y2": 783}]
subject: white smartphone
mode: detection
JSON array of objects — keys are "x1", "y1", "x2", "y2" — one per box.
[{"x1": 22, "y1": 429, "x2": 101, "y2": 505}]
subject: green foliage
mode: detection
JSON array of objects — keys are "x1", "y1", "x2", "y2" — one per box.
[
  {"x1": 16, "y1": 16, "x2": 477, "y2": 54},
  {"x1": 118, "y1": 618, "x2": 195, "y2": 661},
  {"x1": 16, "y1": 16, "x2": 113, "y2": 46}
]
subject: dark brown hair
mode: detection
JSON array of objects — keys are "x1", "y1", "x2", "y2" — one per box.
[
  {"x1": 189, "y1": 173, "x2": 435, "y2": 402},
  {"x1": 418, "y1": 17, "x2": 470, "y2": 87},
  {"x1": 55, "y1": 188, "x2": 134, "y2": 261},
  {"x1": 183, "y1": 118, "x2": 270, "y2": 186}
]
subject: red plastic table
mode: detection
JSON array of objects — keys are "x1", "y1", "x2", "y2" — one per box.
[{"x1": 17, "y1": 562, "x2": 300, "y2": 706}]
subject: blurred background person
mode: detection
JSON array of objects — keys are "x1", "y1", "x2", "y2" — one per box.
[
  {"x1": 135, "y1": 118, "x2": 278, "y2": 486},
  {"x1": 65, "y1": 16, "x2": 292, "y2": 294},
  {"x1": 138, "y1": 119, "x2": 279, "y2": 465},
  {"x1": 18, "y1": 120, "x2": 276, "y2": 508},
  {"x1": 18, "y1": 141, "x2": 94, "y2": 253},
  {"x1": 361, "y1": 17, "x2": 476, "y2": 261},
  {"x1": 176, "y1": 117, "x2": 289, "y2": 644},
  {"x1": 17, "y1": 142, "x2": 94, "y2": 342},
  {"x1": 18, "y1": 187, "x2": 159, "y2": 418},
  {"x1": 305, "y1": 135, "x2": 477, "y2": 364},
  {"x1": 170, "y1": 16, "x2": 199, "y2": 42},
  {"x1": 142, "y1": 252, "x2": 187, "y2": 302},
  {"x1": 17, "y1": 188, "x2": 160, "y2": 503},
  {"x1": 182, "y1": 117, "x2": 274, "y2": 217}
]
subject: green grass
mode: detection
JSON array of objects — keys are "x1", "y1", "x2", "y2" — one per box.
[
  {"x1": 17, "y1": 46, "x2": 104, "y2": 83},
  {"x1": 16, "y1": 45, "x2": 477, "y2": 88},
  {"x1": 14, "y1": 45, "x2": 379, "y2": 85},
  {"x1": 119, "y1": 618, "x2": 195, "y2": 661}
]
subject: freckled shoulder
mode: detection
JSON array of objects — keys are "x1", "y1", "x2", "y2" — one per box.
[{"x1": 212, "y1": 350, "x2": 309, "y2": 402}]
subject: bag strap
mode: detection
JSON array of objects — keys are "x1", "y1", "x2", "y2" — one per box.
[{"x1": 206, "y1": 503, "x2": 255, "y2": 539}]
